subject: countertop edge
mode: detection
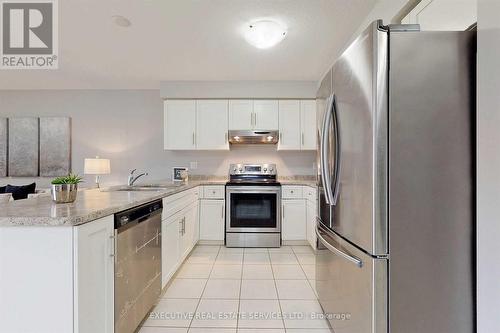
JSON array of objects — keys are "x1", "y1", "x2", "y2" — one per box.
[{"x1": 0, "y1": 180, "x2": 317, "y2": 227}]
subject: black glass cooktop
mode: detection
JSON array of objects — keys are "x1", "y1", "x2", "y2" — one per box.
[{"x1": 226, "y1": 179, "x2": 281, "y2": 186}]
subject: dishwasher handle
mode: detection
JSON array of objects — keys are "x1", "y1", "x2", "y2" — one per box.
[{"x1": 115, "y1": 200, "x2": 163, "y2": 232}]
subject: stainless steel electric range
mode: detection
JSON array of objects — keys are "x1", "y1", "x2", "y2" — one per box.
[{"x1": 225, "y1": 163, "x2": 281, "y2": 248}]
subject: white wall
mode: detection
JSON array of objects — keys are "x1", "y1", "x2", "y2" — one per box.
[
  {"x1": 0, "y1": 90, "x2": 315, "y2": 188},
  {"x1": 160, "y1": 81, "x2": 317, "y2": 99},
  {"x1": 402, "y1": 0, "x2": 477, "y2": 30},
  {"x1": 317, "y1": 0, "x2": 411, "y2": 88},
  {"x1": 477, "y1": 0, "x2": 500, "y2": 331}
]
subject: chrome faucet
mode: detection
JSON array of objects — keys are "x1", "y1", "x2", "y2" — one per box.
[{"x1": 127, "y1": 169, "x2": 149, "y2": 186}]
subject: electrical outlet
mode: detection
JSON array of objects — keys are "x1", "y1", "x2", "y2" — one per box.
[{"x1": 190, "y1": 161, "x2": 198, "y2": 170}]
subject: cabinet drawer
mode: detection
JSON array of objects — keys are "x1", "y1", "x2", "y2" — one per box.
[
  {"x1": 304, "y1": 186, "x2": 317, "y2": 202},
  {"x1": 203, "y1": 186, "x2": 225, "y2": 199},
  {"x1": 162, "y1": 188, "x2": 199, "y2": 220},
  {"x1": 282, "y1": 186, "x2": 303, "y2": 199}
]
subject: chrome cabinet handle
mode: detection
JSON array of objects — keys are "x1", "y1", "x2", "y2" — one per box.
[
  {"x1": 192, "y1": 132, "x2": 195, "y2": 146},
  {"x1": 302, "y1": 132, "x2": 305, "y2": 145},
  {"x1": 109, "y1": 235, "x2": 115, "y2": 258},
  {"x1": 316, "y1": 227, "x2": 362, "y2": 267},
  {"x1": 221, "y1": 205, "x2": 224, "y2": 219}
]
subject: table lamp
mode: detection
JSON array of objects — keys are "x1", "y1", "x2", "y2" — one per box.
[{"x1": 84, "y1": 156, "x2": 111, "y2": 188}]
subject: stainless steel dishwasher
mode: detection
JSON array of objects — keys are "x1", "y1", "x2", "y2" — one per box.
[{"x1": 114, "y1": 200, "x2": 162, "y2": 333}]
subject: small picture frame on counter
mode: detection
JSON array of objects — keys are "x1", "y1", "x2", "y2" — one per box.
[{"x1": 172, "y1": 167, "x2": 188, "y2": 182}]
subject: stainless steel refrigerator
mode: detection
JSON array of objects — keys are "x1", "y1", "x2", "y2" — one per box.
[{"x1": 316, "y1": 21, "x2": 475, "y2": 333}]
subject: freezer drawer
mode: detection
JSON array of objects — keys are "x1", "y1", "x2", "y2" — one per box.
[{"x1": 316, "y1": 223, "x2": 387, "y2": 333}]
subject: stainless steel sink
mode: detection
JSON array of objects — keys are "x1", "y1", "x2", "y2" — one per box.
[
  {"x1": 138, "y1": 184, "x2": 185, "y2": 188},
  {"x1": 112, "y1": 187, "x2": 163, "y2": 192}
]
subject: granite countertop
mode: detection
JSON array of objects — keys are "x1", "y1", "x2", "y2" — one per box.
[
  {"x1": 0, "y1": 180, "x2": 221, "y2": 227},
  {"x1": 0, "y1": 177, "x2": 316, "y2": 227},
  {"x1": 278, "y1": 178, "x2": 317, "y2": 187}
]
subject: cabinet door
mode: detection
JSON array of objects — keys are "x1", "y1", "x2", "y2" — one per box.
[
  {"x1": 278, "y1": 100, "x2": 301, "y2": 150},
  {"x1": 196, "y1": 100, "x2": 229, "y2": 150},
  {"x1": 193, "y1": 193, "x2": 200, "y2": 243},
  {"x1": 282, "y1": 200, "x2": 306, "y2": 241},
  {"x1": 254, "y1": 100, "x2": 279, "y2": 130},
  {"x1": 199, "y1": 199, "x2": 225, "y2": 241},
  {"x1": 229, "y1": 100, "x2": 253, "y2": 130},
  {"x1": 181, "y1": 203, "x2": 197, "y2": 258},
  {"x1": 306, "y1": 200, "x2": 317, "y2": 250},
  {"x1": 300, "y1": 100, "x2": 317, "y2": 150},
  {"x1": 164, "y1": 100, "x2": 196, "y2": 150},
  {"x1": 74, "y1": 215, "x2": 114, "y2": 333},
  {"x1": 162, "y1": 215, "x2": 181, "y2": 288}
]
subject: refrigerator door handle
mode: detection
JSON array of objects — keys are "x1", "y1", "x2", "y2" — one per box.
[
  {"x1": 331, "y1": 95, "x2": 341, "y2": 205},
  {"x1": 321, "y1": 94, "x2": 335, "y2": 205},
  {"x1": 316, "y1": 226, "x2": 363, "y2": 268}
]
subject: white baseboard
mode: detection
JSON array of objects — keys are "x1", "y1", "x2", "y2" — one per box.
[
  {"x1": 197, "y1": 240, "x2": 224, "y2": 245},
  {"x1": 282, "y1": 240, "x2": 309, "y2": 246}
]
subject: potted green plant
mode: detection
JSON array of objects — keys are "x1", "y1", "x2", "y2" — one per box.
[{"x1": 51, "y1": 174, "x2": 83, "y2": 203}]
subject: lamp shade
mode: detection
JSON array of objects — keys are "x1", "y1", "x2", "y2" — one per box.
[{"x1": 84, "y1": 157, "x2": 110, "y2": 175}]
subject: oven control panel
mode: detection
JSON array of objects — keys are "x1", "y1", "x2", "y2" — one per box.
[{"x1": 229, "y1": 163, "x2": 277, "y2": 175}]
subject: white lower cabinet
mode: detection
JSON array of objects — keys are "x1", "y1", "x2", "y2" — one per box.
[
  {"x1": 306, "y1": 199, "x2": 317, "y2": 250},
  {"x1": 74, "y1": 215, "x2": 115, "y2": 333},
  {"x1": 199, "y1": 199, "x2": 225, "y2": 241},
  {"x1": 162, "y1": 212, "x2": 182, "y2": 287},
  {"x1": 161, "y1": 189, "x2": 200, "y2": 288},
  {"x1": 281, "y1": 185, "x2": 317, "y2": 247},
  {"x1": 0, "y1": 215, "x2": 115, "y2": 333},
  {"x1": 181, "y1": 201, "x2": 198, "y2": 257},
  {"x1": 282, "y1": 199, "x2": 306, "y2": 241}
]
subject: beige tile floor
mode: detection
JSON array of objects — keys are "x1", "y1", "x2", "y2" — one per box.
[{"x1": 139, "y1": 245, "x2": 331, "y2": 333}]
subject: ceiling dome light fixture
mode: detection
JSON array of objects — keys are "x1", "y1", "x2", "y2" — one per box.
[{"x1": 244, "y1": 20, "x2": 287, "y2": 49}]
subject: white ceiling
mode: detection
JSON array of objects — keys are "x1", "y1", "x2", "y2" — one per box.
[{"x1": 0, "y1": 0, "x2": 377, "y2": 89}]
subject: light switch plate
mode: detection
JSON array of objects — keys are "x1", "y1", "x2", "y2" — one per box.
[{"x1": 190, "y1": 161, "x2": 198, "y2": 169}]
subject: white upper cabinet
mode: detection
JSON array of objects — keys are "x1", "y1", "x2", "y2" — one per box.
[
  {"x1": 196, "y1": 100, "x2": 229, "y2": 150},
  {"x1": 402, "y1": 0, "x2": 476, "y2": 31},
  {"x1": 278, "y1": 99, "x2": 316, "y2": 150},
  {"x1": 229, "y1": 100, "x2": 253, "y2": 130},
  {"x1": 278, "y1": 100, "x2": 301, "y2": 150},
  {"x1": 253, "y1": 100, "x2": 279, "y2": 130},
  {"x1": 300, "y1": 100, "x2": 317, "y2": 150},
  {"x1": 164, "y1": 98, "x2": 314, "y2": 150},
  {"x1": 164, "y1": 100, "x2": 196, "y2": 150}
]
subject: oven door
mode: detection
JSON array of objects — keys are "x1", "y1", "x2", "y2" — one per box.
[{"x1": 226, "y1": 185, "x2": 281, "y2": 233}]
